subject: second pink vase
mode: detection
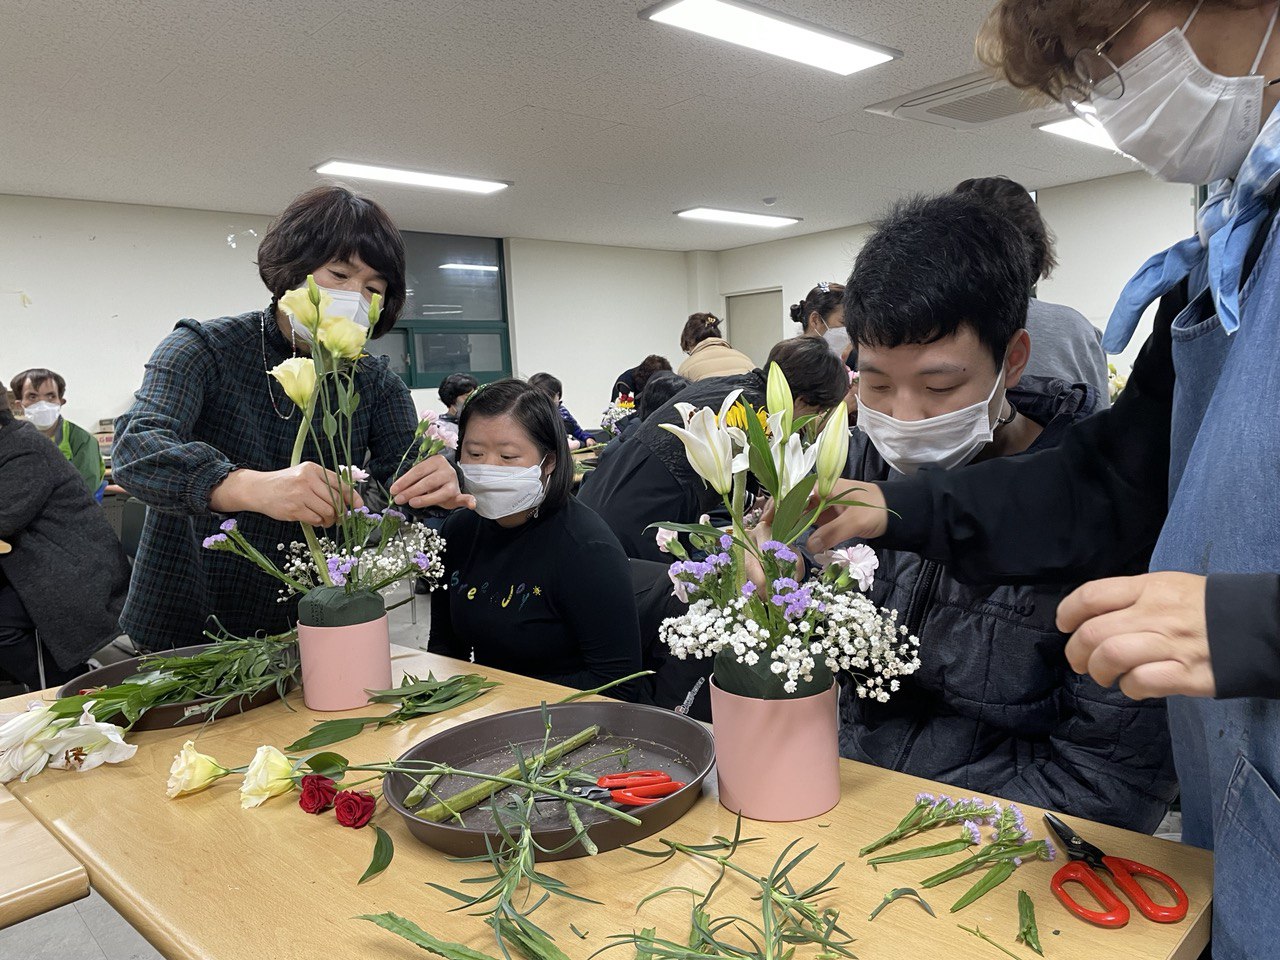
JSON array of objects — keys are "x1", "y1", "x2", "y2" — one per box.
[
  {"x1": 709, "y1": 678, "x2": 841, "y2": 822},
  {"x1": 295, "y1": 615, "x2": 392, "y2": 711}
]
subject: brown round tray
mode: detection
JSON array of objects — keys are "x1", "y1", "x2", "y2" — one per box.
[
  {"x1": 383, "y1": 701, "x2": 715, "y2": 861},
  {"x1": 57, "y1": 644, "x2": 287, "y2": 731}
]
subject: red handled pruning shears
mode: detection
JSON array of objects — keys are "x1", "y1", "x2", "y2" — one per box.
[
  {"x1": 536, "y1": 770, "x2": 686, "y2": 807},
  {"x1": 1044, "y1": 813, "x2": 1189, "y2": 928}
]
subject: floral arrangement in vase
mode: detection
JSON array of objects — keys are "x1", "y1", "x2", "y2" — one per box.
[
  {"x1": 206, "y1": 276, "x2": 450, "y2": 709},
  {"x1": 600, "y1": 391, "x2": 636, "y2": 437},
  {"x1": 654, "y1": 363, "x2": 919, "y2": 820}
]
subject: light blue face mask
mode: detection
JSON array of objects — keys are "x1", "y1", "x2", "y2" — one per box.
[{"x1": 459, "y1": 457, "x2": 548, "y2": 519}]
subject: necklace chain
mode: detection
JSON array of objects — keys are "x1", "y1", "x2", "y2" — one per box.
[{"x1": 260, "y1": 309, "x2": 297, "y2": 421}]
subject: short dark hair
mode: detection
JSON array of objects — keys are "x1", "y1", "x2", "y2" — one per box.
[
  {"x1": 257, "y1": 185, "x2": 407, "y2": 339},
  {"x1": 439, "y1": 373, "x2": 479, "y2": 408},
  {"x1": 790, "y1": 283, "x2": 846, "y2": 333},
  {"x1": 632, "y1": 355, "x2": 673, "y2": 396},
  {"x1": 528, "y1": 372, "x2": 563, "y2": 399},
  {"x1": 954, "y1": 176, "x2": 1056, "y2": 280},
  {"x1": 680, "y1": 313, "x2": 723, "y2": 353},
  {"x1": 11, "y1": 368, "x2": 66, "y2": 400},
  {"x1": 457, "y1": 379, "x2": 573, "y2": 514},
  {"x1": 764, "y1": 337, "x2": 848, "y2": 410},
  {"x1": 637, "y1": 371, "x2": 689, "y2": 420},
  {"x1": 844, "y1": 193, "x2": 1033, "y2": 370}
]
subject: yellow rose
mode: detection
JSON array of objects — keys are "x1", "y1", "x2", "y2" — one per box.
[
  {"x1": 317, "y1": 312, "x2": 369, "y2": 360},
  {"x1": 166, "y1": 740, "x2": 231, "y2": 798},
  {"x1": 239, "y1": 745, "x2": 295, "y2": 809},
  {"x1": 269, "y1": 357, "x2": 317, "y2": 409},
  {"x1": 278, "y1": 283, "x2": 332, "y2": 337}
]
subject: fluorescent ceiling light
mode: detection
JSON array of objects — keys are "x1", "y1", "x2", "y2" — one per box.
[
  {"x1": 1036, "y1": 116, "x2": 1118, "y2": 152},
  {"x1": 677, "y1": 207, "x2": 800, "y2": 228},
  {"x1": 316, "y1": 160, "x2": 509, "y2": 194},
  {"x1": 642, "y1": 0, "x2": 899, "y2": 76},
  {"x1": 439, "y1": 263, "x2": 500, "y2": 271}
]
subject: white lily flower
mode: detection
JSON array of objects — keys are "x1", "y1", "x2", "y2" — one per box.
[
  {"x1": 0, "y1": 741, "x2": 52, "y2": 783},
  {"x1": 766, "y1": 363, "x2": 794, "y2": 438},
  {"x1": 814, "y1": 402, "x2": 850, "y2": 499},
  {"x1": 661, "y1": 389, "x2": 746, "y2": 495},
  {"x1": 772, "y1": 433, "x2": 819, "y2": 498},
  {"x1": 0, "y1": 702, "x2": 58, "y2": 753},
  {"x1": 42, "y1": 702, "x2": 137, "y2": 774}
]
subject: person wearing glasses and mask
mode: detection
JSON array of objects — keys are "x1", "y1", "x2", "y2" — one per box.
[
  {"x1": 427, "y1": 379, "x2": 642, "y2": 694},
  {"x1": 834, "y1": 192, "x2": 1173, "y2": 831},
  {"x1": 807, "y1": 3, "x2": 1280, "y2": 954}
]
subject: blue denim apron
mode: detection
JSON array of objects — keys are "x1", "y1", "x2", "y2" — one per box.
[{"x1": 1149, "y1": 229, "x2": 1280, "y2": 960}]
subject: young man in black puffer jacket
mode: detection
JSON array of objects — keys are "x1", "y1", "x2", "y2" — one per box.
[{"x1": 834, "y1": 193, "x2": 1176, "y2": 832}]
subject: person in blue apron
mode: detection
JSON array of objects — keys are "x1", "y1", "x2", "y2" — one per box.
[{"x1": 808, "y1": 3, "x2": 1280, "y2": 956}]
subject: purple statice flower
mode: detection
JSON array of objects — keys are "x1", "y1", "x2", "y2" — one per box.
[
  {"x1": 760, "y1": 540, "x2": 799, "y2": 564},
  {"x1": 326, "y1": 556, "x2": 355, "y2": 587},
  {"x1": 707, "y1": 552, "x2": 732, "y2": 569},
  {"x1": 352, "y1": 505, "x2": 383, "y2": 522},
  {"x1": 1012, "y1": 857, "x2": 1023, "y2": 867},
  {"x1": 719, "y1": 534, "x2": 734, "y2": 550},
  {"x1": 219, "y1": 519, "x2": 237, "y2": 533},
  {"x1": 742, "y1": 581, "x2": 757, "y2": 597},
  {"x1": 202, "y1": 533, "x2": 228, "y2": 549},
  {"x1": 772, "y1": 577, "x2": 799, "y2": 593},
  {"x1": 1011, "y1": 805, "x2": 1027, "y2": 834},
  {"x1": 783, "y1": 586, "x2": 815, "y2": 621},
  {"x1": 962, "y1": 821, "x2": 982, "y2": 845},
  {"x1": 383, "y1": 508, "x2": 407, "y2": 522},
  {"x1": 412, "y1": 552, "x2": 431, "y2": 572},
  {"x1": 1042, "y1": 840, "x2": 1058, "y2": 862},
  {"x1": 916, "y1": 793, "x2": 936, "y2": 805}
]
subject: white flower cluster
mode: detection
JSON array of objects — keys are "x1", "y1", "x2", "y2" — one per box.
[
  {"x1": 660, "y1": 582, "x2": 920, "y2": 698},
  {"x1": 276, "y1": 521, "x2": 446, "y2": 600}
]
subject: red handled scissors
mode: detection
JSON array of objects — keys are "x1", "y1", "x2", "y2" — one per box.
[
  {"x1": 537, "y1": 770, "x2": 686, "y2": 806},
  {"x1": 1044, "y1": 813, "x2": 1189, "y2": 928}
]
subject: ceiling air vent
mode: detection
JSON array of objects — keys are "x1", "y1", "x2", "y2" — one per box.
[{"x1": 865, "y1": 70, "x2": 1051, "y2": 130}]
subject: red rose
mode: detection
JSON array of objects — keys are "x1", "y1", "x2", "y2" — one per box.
[
  {"x1": 298, "y1": 775, "x2": 338, "y2": 814},
  {"x1": 333, "y1": 790, "x2": 377, "y2": 828}
]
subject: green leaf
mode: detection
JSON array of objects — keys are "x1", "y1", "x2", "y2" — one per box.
[
  {"x1": 742, "y1": 399, "x2": 779, "y2": 497},
  {"x1": 569, "y1": 924, "x2": 588, "y2": 940},
  {"x1": 950, "y1": 860, "x2": 1017, "y2": 913},
  {"x1": 867, "y1": 838, "x2": 975, "y2": 867},
  {"x1": 302, "y1": 751, "x2": 349, "y2": 778},
  {"x1": 770, "y1": 473, "x2": 818, "y2": 545},
  {"x1": 1016, "y1": 890, "x2": 1044, "y2": 956},
  {"x1": 286, "y1": 718, "x2": 377, "y2": 752},
  {"x1": 642, "y1": 520, "x2": 726, "y2": 540},
  {"x1": 868, "y1": 888, "x2": 936, "y2": 922},
  {"x1": 323, "y1": 410, "x2": 338, "y2": 439},
  {"x1": 358, "y1": 825, "x2": 394, "y2": 884},
  {"x1": 957, "y1": 925, "x2": 1023, "y2": 960},
  {"x1": 358, "y1": 912, "x2": 500, "y2": 960}
]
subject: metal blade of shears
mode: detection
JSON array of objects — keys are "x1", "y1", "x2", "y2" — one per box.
[{"x1": 1044, "y1": 813, "x2": 1107, "y2": 868}]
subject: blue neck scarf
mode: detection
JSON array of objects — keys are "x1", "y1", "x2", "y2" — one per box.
[{"x1": 1104, "y1": 102, "x2": 1280, "y2": 353}]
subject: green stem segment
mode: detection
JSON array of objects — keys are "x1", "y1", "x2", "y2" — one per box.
[{"x1": 412, "y1": 725, "x2": 600, "y2": 823}]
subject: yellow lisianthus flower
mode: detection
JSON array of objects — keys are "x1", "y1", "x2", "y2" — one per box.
[
  {"x1": 239, "y1": 745, "x2": 296, "y2": 809},
  {"x1": 317, "y1": 312, "x2": 369, "y2": 360},
  {"x1": 269, "y1": 357, "x2": 317, "y2": 409},
  {"x1": 166, "y1": 740, "x2": 231, "y2": 798},
  {"x1": 277, "y1": 282, "x2": 331, "y2": 337}
]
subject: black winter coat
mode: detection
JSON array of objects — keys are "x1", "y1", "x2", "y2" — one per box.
[{"x1": 839, "y1": 377, "x2": 1178, "y2": 832}]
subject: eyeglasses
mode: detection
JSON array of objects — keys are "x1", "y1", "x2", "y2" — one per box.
[{"x1": 1059, "y1": 1, "x2": 1153, "y2": 113}]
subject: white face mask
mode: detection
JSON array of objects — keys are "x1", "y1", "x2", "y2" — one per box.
[
  {"x1": 822, "y1": 324, "x2": 852, "y2": 359},
  {"x1": 459, "y1": 458, "x2": 549, "y2": 520},
  {"x1": 857, "y1": 367, "x2": 1006, "y2": 475},
  {"x1": 1090, "y1": 4, "x2": 1278, "y2": 184},
  {"x1": 289, "y1": 286, "x2": 372, "y2": 344},
  {"x1": 24, "y1": 401, "x2": 62, "y2": 429}
]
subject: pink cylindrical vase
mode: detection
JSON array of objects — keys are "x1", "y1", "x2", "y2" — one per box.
[
  {"x1": 296, "y1": 615, "x2": 392, "y2": 711},
  {"x1": 709, "y1": 678, "x2": 841, "y2": 822}
]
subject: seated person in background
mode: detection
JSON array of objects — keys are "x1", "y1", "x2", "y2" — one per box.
[
  {"x1": 584, "y1": 371, "x2": 692, "y2": 478},
  {"x1": 0, "y1": 403, "x2": 130, "y2": 690},
  {"x1": 429, "y1": 380, "x2": 642, "y2": 693},
  {"x1": 439, "y1": 373, "x2": 478, "y2": 426},
  {"x1": 835, "y1": 193, "x2": 1174, "y2": 831},
  {"x1": 792, "y1": 282, "x2": 852, "y2": 362},
  {"x1": 580, "y1": 336, "x2": 846, "y2": 562},
  {"x1": 530, "y1": 372, "x2": 594, "y2": 448},
  {"x1": 611, "y1": 354, "x2": 672, "y2": 403},
  {"x1": 954, "y1": 176, "x2": 1109, "y2": 405},
  {"x1": 676, "y1": 313, "x2": 755, "y2": 381},
  {"x1": 11, "y1": 368, "x2": 106, "y2": 496}
]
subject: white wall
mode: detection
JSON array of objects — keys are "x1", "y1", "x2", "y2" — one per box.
[
  {"x1": 1037, "y1": 172, "x2": 1196, "y2": 371},
  {"x1": 504, "y1": 237, "x2": 691, "y2": 427},
  {"x1": 0, "y1": 194, "x2": 272, "y2": 428}
]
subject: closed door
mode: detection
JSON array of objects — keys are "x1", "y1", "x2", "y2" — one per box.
[{"x1": 726, "y1": 290, "x2": 785, "y2": 367}]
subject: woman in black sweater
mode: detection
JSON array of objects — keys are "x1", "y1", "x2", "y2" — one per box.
[{"x1": 428, "y1": 379, "x2": 642, "y2": 693}]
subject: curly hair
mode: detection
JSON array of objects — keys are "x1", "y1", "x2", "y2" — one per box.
[{"x1": 976, "y1": 0, "x2": 1268, "y2": 101}]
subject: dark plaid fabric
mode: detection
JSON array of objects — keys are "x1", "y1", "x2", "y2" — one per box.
[{"x1": 113, "y1": 309, "x2": 419, "y2": 649}]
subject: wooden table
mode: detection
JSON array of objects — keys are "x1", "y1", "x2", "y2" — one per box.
[
  {"x1": 4, "y1": 651, "x2": 1212, "y2": 960},
  {"x1": 0, "y1": 784, "x2": 88, "y2": 928}
]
